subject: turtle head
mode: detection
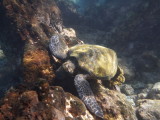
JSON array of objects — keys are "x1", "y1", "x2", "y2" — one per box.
[
  {"x1": 56, "y1": 60, "x2": 75, "y2": 79},
  {"x1": 62, "y1": 60, "x2": 76, "y2": 75},
  {"x1": 49, "y1": 34, "x2": 68, "y2": 60}
]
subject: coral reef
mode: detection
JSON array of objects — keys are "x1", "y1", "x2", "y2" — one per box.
[
  {"x1": 137, "y1": 99, "x2": 160, "y2": 120},
  {"x1": 23, "y1": 48, "x2": 55, "y2": 83},
  {"x1": 0, "y1": 80, "x2": 137, "y2": 120},
  {"x1": 3, "y1": 0, "x2": 160, "y2": 119},
  {"x1": 2, "y1": 0, "x2": 63, "y2": 83}
]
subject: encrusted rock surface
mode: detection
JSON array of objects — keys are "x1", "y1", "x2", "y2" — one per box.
[
  {"x1": 0, "y1": 80, "x2": 137, "y2": 120},
  {"x1": 121, "y1": 84, "x2": 135, "y2": 96},
  {"x1": 147, "y1": 82, "x2": 160, "y2": 99},
  {"x1": 94, "y1": 83, "x2": 137, "y2": 120},
  {"x1": 136, "y1": 99, "x2": 160, "y2": 120},
  {"x1": 3, "y1": 0, "x2": 63, "y2": 83},
  {"x1": 0, "y1": 0, "x2": 154, "y2": 120}
]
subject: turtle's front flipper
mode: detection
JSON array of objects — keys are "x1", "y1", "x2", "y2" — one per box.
[
  {"x1": 49, "y1": 34, "x2": 68, "y2": 60},
  {"x1": 74, "y1": 74, "x2": 104, "y2": 118}
]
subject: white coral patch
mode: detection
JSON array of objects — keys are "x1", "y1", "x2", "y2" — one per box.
[
  {"x1": 64, "y1": 96, "x2": 94, "y2": 120},
  {"x1": 61, "y1": 28, "x2": 76, "y2": 38},
  {"x1": 51, "y1": 93, "x2": 54, "y2": 98},
  {"x1": 65, "y1": 97, "x2": 74, "y2": 118},
  {"x1": 80, "y1": 110, "x2": 94, "y2": 120}
]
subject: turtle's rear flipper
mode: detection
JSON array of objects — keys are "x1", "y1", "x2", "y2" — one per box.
[
  {"x1": 49, "y1": 34, "x2": 68, "y2": 60},
  {"x1": 74, "y1": 74, "x2": 104, "y2": 118}
]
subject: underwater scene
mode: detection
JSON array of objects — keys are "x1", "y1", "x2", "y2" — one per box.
[{"x1": 0, "y1": 0, "x2": 160, "y2": 119}]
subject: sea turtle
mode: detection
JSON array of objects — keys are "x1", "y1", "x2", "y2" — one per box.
[{"x1": 49, "y1": 34, "x2": 125, "y2": 118}]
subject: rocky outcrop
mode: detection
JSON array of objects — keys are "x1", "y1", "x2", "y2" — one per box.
[
  {"x1": 2, "y1": 0, "x2": 63, "y2": 83},
  {"x1": 147, "y1": 82, "x2": 160, "y2": 99},
  {"x1": 0, "y1": 0, "x2": 139, "y2": 120},
  {"x1": 136, "y1": 99, "x2": 160, "y2": 120},
  {"x1": 94, "y1": 82, "x2": 137, "y2": 120},
  {"x1": 0, "y1": 80, "x2": 137, "y2": 120}
]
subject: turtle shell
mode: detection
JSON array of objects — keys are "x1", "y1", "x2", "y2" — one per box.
[{"x1": 68, "y1": 44, "x2": 118, "y2": 79}]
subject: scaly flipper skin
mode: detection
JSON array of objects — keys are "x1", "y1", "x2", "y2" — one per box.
[
  {"x1": 74, "y1": 74, "x2": 104, "y2": 118},
  {"x1": 49, "y1": 34, "x2": 68, "y2": 60}
]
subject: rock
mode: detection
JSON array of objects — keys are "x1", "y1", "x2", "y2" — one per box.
[
  {"x1": 147, "y1": 82, "x2": 160, "y2": 99},
  {"x1": 2, "y1": 0, "x2": 63, "y2": 83},
  {"x1": 0, "y1": 80, "x2": 137, "y2": 120},
  {"x1": 137, "y1": 99, "x2": 160, "y2": 120},
  {"x1": 121, "y1": 84, "x2": 134, "y2": 95},
  {"x1": 60, "y1": 27, "x2": 82, "y2": 47},
  {"x1": 125, "y1": 95, "x2": 136, "y2": 107},
  {"x1": 90, "y1": 80, "x2": 137, "y2": 120},
  {"x1": 23, "y1": 49, "x2": 55, "y2": 83},
  {"x1": 137, "y1": 93, "x2": 147, "y2": 100},
  {"x1": 0, "y1": 85, "x2": 86, "y2": 120},
  {"x1": 61, "y1": 28, "x2": 76, "y2": 38}
]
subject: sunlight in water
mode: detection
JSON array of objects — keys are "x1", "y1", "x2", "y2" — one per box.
[{"x1": 68, "y1": 0, "x2": 107, "y2": 14}]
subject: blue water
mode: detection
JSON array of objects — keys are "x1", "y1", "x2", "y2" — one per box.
[
  {"x1": 0, "y1": 0, "x2": 160, "y2": 102},
  {"x1": 68, "y1": 0, "x2": 107, "y2": 14}
]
